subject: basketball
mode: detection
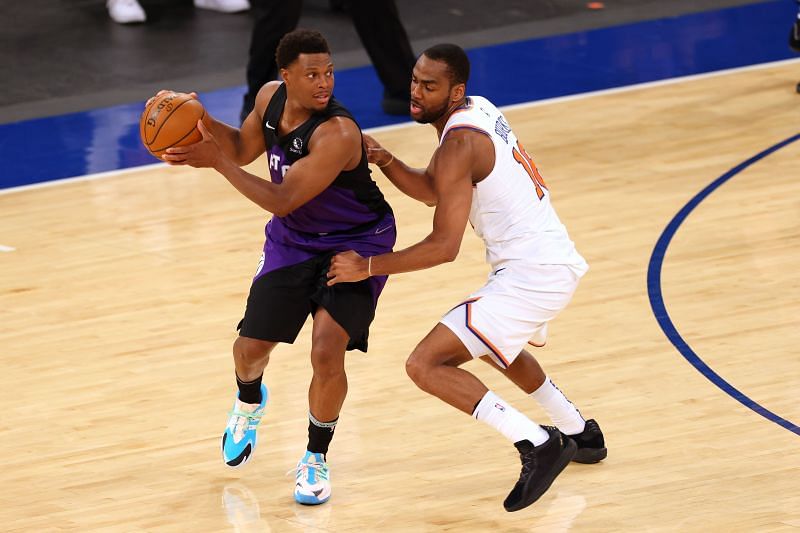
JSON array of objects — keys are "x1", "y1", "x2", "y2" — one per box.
[{"x1": 140, "y1": 92, "x2": 205, "y2": 158}]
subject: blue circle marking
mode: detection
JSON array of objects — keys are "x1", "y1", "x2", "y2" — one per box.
[{"x1": 647, "y1": 133, "x2": 800, "y2": 436}]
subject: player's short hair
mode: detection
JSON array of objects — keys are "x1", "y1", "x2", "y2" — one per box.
[
  {"x1": 276, "y1": 29, "x2": 331, "y2": 69},
  {"x1": 422, "y1": 43, "x2": 470, "y2": 86}
]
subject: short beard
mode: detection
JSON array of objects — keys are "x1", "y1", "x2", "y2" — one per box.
[{"x1": 414, "y1": 100, "x2": 451, "y2": 124}]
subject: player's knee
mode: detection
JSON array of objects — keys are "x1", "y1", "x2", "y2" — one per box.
[
  {"x1": 309, "y1": 347, "x2": 346, "y2": 380},
  {"x1": 233, "y1": 336, "x2": 272, "y2": 367},
  {"x1": 405, "y1": 350, "x2": 432, "y2": 389}
]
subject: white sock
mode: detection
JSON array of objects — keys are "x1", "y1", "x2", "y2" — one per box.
[
  {"x1": 530, "y1": 377, "x2": 586, "y2": 435},
  {"x1": 472, "y1": 391, "x2": 549, "y2": 446}
]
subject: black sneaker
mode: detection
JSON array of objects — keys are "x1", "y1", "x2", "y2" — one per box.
[
  {"x1": 562, "y1": 419, "x2": 607, "y2": 464},
  {"x1": 503, "y1": 426, "x2": 576, "y2": 512}
]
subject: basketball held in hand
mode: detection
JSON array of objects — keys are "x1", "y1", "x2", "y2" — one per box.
[{"x1": 140, "y1": 92, "x2": 205, "y2": 159}]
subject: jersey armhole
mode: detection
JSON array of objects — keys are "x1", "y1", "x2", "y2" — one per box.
[{"x1": 440, "y1": 125, "x2": 492, "y2": 144}]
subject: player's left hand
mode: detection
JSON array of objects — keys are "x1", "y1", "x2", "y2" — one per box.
[
  {"x1": 162, "y1": 119, "x2": 221, "y2": 168},
  {"x1": 145, "y1": 90, "x2": 198, "y2": 108},
  {"x1": 327, "y1": 250, "x2": 369, "y2": 285}
]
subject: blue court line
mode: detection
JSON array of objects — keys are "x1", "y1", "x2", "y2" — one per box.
[
  {"x1": 647, "y1": 133, "x2": 800, "y2": 436},
  {"x1": 0, "y1": 0, "x2": 796, "y2": 189}
]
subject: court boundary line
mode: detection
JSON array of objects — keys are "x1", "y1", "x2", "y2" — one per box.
[
  {"x1": 1, "y1": 56, "x2": 799, "y2": 198},
  {"x1": 647, "y1": 132, "x2": 800, "y2": 436}
]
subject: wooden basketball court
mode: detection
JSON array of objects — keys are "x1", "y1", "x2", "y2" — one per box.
[{"x1": 1, "y1": 61, "x2": 799, "y2": 531}]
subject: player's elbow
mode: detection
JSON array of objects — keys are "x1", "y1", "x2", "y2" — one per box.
[
  {"x1": 272, "y1": 201, "x2": 296, "y2": 218},
  {"x1": 266, "y1": 193, "x2": 295, "y2": 217},
  {"x1": 439, "y1": 242, "x2": 460, "y2": 263},
  {"x1": 442, "y1": 249, "x2": 459, "y2": 263},
  {"x1": 427, "y1": 234, "x2": 461, "y2": 264}
]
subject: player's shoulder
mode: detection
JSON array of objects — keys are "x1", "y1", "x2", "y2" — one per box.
[
  {"x1": 449, "y1": 96, "x2": 497, "y2": 122},
  {"x1": 313, "y1": 114, "x2": 361, "y2": 143},
  {"x1": 439, "y1": 117, "x2": 494, "y2": 163},
  {"x1": 257, "y1": 81, "x2": 284, "y2": 106}
]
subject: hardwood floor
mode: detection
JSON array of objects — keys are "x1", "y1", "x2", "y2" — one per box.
[{"x1": 1, "y1": 61, "x2": 798, "y2": 531}]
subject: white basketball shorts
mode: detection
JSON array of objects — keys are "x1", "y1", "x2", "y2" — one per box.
[{"x1": 440, "y1": 262, "x2": 585, "y2": 369}]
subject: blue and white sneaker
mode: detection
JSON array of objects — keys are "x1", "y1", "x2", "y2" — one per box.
[
  {"x1": 221, "y1": 384, "x2": 268, "y2": 468},
  {"x1": 292, "y1": 451, "x2": 331, "y2": 505}
]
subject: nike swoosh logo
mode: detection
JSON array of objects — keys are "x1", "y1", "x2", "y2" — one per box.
[
  {"x1": 265, "y1": 121, "x2": 275, "y2": 130},
  {"x1": 375, "y1": 225, "x2": 393, "y2": 235}
]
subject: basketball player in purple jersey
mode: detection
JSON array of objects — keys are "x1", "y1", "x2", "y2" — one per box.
[{"x1": 161, "y1": 29, "x2": 396, "y2": 505}]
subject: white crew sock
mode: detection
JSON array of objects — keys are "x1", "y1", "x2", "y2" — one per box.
[
  {"x1": 472, "y1": 391, "x2": 549, "y2": 446},
  {"x1": 530, "y1": 376, "x2": 586, "y2": 435}
]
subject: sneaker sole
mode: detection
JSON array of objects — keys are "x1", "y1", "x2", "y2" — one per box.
[
  {"x1": 295, "y1": 494, "x2": 330, "y2": 505},
  {"x1": 573, "y1": 447, "x2": 607, "y2": 464},
  {"x1": 505, "y1": 438, "x2": 577, "y2": 512}
]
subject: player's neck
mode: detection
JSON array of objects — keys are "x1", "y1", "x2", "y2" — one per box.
[
  {"x1": 434, "y1": 97, "x2": 468, "y2": 138},
  {"x1": 282, "y1": 98, "x2": 314, "y2": 132}
]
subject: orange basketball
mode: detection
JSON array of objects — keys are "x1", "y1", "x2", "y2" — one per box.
[{"x1": 140, "y1": 92, "x2": 205, "y2": 158}]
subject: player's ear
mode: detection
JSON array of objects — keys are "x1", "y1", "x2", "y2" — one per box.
[
  {"x1": 279, "y1": 68, "x2": 289, "y2": 83},
  {"x1": 451, "y1": 82, "x2": 466, "y2": 103}
]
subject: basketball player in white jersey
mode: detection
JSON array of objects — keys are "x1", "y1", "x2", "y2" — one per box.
[{"x1": 327, "y1": 43, "x2": 606, "y2": 512}]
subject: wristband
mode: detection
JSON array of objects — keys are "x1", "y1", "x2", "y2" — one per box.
[{"x1": 377, "y1": 153, "x2": 394, "y2": 168}]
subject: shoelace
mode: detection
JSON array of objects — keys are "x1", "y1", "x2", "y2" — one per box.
[
  {"x1": 228, "y1": 408, "x2": 264, "y2": 440},
  {"x1": 517, "y1": 428, "x2": 559, "y2": 481},
  {"x1": 287, "y1": 461, "x2": 329, "y2": 480},
  {"x1": 517, "y1": 448, "x2": 537, "y2": 480}
]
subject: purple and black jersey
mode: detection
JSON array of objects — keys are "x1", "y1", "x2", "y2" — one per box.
[{"x1": 257, "y1": 83, "x2": 396, "y2": 279}]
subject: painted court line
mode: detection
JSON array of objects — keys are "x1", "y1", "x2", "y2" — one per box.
[
  {"x1": 2, "y1": 57, "x2": 798, "y2": 198},
  {"x1": 647, "y1": 132, "x2": 800, "y2": 437}
]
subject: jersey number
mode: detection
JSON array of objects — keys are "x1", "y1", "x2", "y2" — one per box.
[{"x1": 512, "y1": 142, "x2": 547, "y2": 200}]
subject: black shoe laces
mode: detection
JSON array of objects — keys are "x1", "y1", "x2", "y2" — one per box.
[
  {"x1": 518, "y1": 427, "x2": 557, "y2": 480},
  {"x1": 518, "y1": 448, "x2": 537, "y2": 481}
]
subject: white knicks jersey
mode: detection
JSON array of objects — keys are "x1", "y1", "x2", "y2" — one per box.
[{"x1": 441, "y1": 96, "x2": 588, "y2": 273}]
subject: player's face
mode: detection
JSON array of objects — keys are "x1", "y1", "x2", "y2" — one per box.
[
  {"x1": 283, "y1": 53, "x2": 334, "y2": 111},
  {"x1": 409, "y1": 55, "x2": 462, "y2": 124}
]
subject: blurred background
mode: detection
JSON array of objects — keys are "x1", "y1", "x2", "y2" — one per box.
[{"x1": 0, "y1": 0, "x2": 796, "y2": 187}]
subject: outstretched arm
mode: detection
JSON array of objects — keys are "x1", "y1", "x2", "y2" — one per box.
[
  {"x1": 364, "y1": 134, "x2": 438, "y2": 206},
  {"x1": 328, "y1": 130, "x2": 479, "y2": 284}
]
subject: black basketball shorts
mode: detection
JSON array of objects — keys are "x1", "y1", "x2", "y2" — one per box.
[{"x1": 237, "y1": 252, "x2": 378, "y2": 352}]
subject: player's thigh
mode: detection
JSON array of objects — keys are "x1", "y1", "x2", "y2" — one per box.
[
  {"x1": 409, "y1": 322, "x2": 473, "y2": 368},
  {"x1": 312, "y1": 272, "x2": 378, "y2": 352},
  {"x1": 238, "y1": 259, "x2": 318, "y2": 343}
]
